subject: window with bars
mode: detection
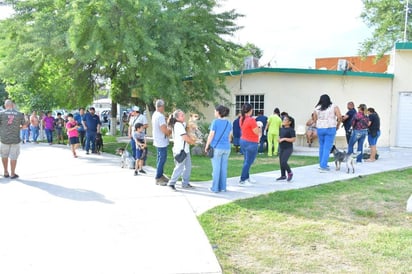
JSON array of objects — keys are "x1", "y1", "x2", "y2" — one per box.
[{"x1": 235, "y1": 94, "x2": 264, "y2": 116}]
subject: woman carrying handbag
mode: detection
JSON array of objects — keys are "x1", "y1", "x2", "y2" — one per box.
[{"x1": 205, "y1": 105, "x2": 232, "y2": 193}]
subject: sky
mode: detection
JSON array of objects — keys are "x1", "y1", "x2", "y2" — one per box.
[
  {"x1": 0, "y1": 0, "x2": 371, "y2": 69},
  {"x1": 217, "y1": 0, "x2": 371, "y2": 68}
]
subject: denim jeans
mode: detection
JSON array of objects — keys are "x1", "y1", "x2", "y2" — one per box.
[
  {"x1": 85, "y1": 131, "x2": 97, "y2": 152},
  {"x1": 169, "y1": 152, "x2": 192, "y2": 186},
  {"x1": 20, "y1": 128, "x2": 29, "y2": 142},
  {"x1": 348, "y1": 129, "x2": 368, "y2": 162},
  {"x1": 30, "y1": 125, "x2": 39, "y2": 142},
  {"x1": 258, "y1": 135, "x2": 267, "y2": 153},
  {"x1": 130, "y1": 137, "x2": 137, "y2": 159},
  {"x1": 317, "y1": 127, "x2": 336, "y2": 169},
  {"x1": 210, "y1": 148, "x2": 230, "y2": 192},
  {"x1": 239, "y1": 139, "x2": 258, "y2": 181},
  {"x1": 45, "y1": 129, "x2": 53, "y2": 143},
  {"x1": 155, "y1": 146, "x2": 168, "y2": 179}
]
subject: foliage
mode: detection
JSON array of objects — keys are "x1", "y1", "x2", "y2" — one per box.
[
  {"x1": 0, "y1": 0, "x2": 244, "y2": 115},
  {"x1": 360, "y1": 0, "x2": 411, "y2": 59}
]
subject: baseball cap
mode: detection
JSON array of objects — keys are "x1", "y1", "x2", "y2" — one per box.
[{"x1": 131, "y1": 106, "x2": 140, "y2": 112}]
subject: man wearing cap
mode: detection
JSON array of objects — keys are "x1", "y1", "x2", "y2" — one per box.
[
  {"x1": 128, "y1": 106, "x2": 148, "y2": 159},
  {"x1": 82, "y1": 107, "x2": 101, "y2": 154},
  {"x1": 152, "y1": 99, "x2": 172, "y2": 185}
]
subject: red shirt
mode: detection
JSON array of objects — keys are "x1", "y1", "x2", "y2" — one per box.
[{"x1": 240, "y1": 116, "x2": 259, "y2": 143}]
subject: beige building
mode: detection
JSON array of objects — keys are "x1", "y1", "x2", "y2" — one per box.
[{"x1": 198, "y1": 42, "x2": 412, "y2": 148}]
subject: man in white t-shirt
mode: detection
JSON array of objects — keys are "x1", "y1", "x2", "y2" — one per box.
[
  {"x1": 128, "y1": 106, "x2": 148, "y2": 159},
  {"x1": 151, "y1": 100, "x2": 172, "y2": 185}
]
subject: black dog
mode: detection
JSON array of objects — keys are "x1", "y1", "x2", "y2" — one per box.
[
  {"x1": 330, "y1": 145, "x2": 358, "y2": 173},
  {"x1": 95, "y1": 133, "x2": 103, "y2": 154}
]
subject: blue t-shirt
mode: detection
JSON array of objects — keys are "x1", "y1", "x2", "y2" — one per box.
[
  {"x1": 74, "y1": 112, "x2": 85, "y2": 132},
  {"x1": 232, "y1": 117, "x2": 241, "y2": 138},
  {"x1": 210, "y1": 119, "x2": 232, "y2": 150},
  {"x1": 83, "y1": 112, "x2": 101, "y2": 132}
]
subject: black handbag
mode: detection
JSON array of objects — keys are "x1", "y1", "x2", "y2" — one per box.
[
  {"x1": 207, "y1": 121, "x2": 229, "y2": 158},
  {"x1": 206, "y1": 147, "x2": 214, "y2": 158},
  {"x1": 174, "y1": 141, "x2": 187, "y2": 163}
]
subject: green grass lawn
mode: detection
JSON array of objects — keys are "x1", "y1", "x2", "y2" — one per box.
[
  {"x1": 199, "y1": 169, "x2": 412, "y2": 273},
  {"x1": 104, "y1": 135, "x2": 412, "y2": 273}
]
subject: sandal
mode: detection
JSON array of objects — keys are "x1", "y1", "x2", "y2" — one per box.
[
  {"x1": 4, "y1": 174, "x2": 9, "y2": 178},
  {"x1": 10, "y1": 174, "x2": 19, "y2": 179}
]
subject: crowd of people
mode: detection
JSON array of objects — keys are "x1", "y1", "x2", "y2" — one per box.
[{"x1": 1, "y1": 95, "x2": 380, "y2": 190}]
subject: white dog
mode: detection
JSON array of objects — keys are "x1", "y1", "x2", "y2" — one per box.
[{"x1": 116, "y1": 148, "x2": 135, "y2": 169}]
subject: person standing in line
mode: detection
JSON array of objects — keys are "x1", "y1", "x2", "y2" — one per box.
[
  {"x1": 133, "y1": 122, "x2": 148, "y2": 176},
  {"x1": 347, "y1": 104, "x2": 369, "y2": 163},
  {"x1": 366, "y1": 107, "x2": 380, "y2": 162},
  {"x1": 265, "y1": 107, "x2": 282, "y2": 156},
  {"x1": 276, "y1": 115, "x2": 296, "y2": 182},
  {"x1": 167, "y1": 109, "x2": 196, "y2": 191},
  {"x1": 204, "y1": 105, "x2": 232, "y2": 193},
  {"x1": 82, "y1": 107, "x2": 101, "y2": 154},
  {"x1": 54, "y1": 112, "x2": 66, "y2": 145},
  {"x1": 29, "y1": 110, "x2": 40, "y2": 143},
  {"x1": 128, "y1": 106, "x2": 148, "y2": 159},
  {"x1": 65, "y1": 113, "x2": 80, "y2": 158},
  {"x1": 152, "y1": 99, "x2": 172, "y2": 186},
  {"x1": 20, "y1": 113, "x2": 30, "y2": 144},
  {"x1": 43, "y1": 111, "x2": 55, "y2": 145},
  {"x1": 0, "y1": 99, "x2": 25, "y2": 179},
  {"x1": 341, "y1": 101, "x2": 356, "y2": 145},
  {"x1": 232, "y1": 113, "x2": 241, "y2": 154},
  {"x1": 313, "y1": 94, "x2": 342, "y2": 172},
  {"x1": 238, "y1": 103, "x2": 260, "y2": 185},
  {"x1": 255, "y1": 110, "x2": 268, "y2": 154},
  {"x1": 74, "y1": 108, "x2": 86, "y2": 150}
]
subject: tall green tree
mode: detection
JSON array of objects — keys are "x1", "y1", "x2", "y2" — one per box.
[
  {"x1": 360, "y1": 0, "x2": 411, "y2": 58},
  {"x1": 0, "y1": 0, "x2": 243, "y2": 114}
]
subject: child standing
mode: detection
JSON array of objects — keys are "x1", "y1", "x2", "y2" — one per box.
[
  {"x1": 276, "y1": 115, "x2": 296, "y2": 182},
  {"x1": 65, "y1": 113, "x2": 80, "y2": 158},
  {"x1": 55, "y1": 112, "x2": 66, "y2": 145},
  {"x1": 133, "y1": 122, "x2": 148, "y2": 176}
]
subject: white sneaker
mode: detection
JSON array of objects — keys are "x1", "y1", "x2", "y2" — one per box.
[
  {"x1": 247, "y1": 178, "x2": 256, "y2": 183},
  {"x1": 239, "y1": 181, "x2": 252, "y2": 186}
]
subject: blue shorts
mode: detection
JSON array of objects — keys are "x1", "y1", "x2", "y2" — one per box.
[
  {"x1": 368, "y1": 130, "x2": 380, "y2": 146},
  {"x1": 136, "y1": 148, "x2": 147, "y2": 160},
  {"x1": 69, "y1": 137, "x2": 79, "y2": 145}
]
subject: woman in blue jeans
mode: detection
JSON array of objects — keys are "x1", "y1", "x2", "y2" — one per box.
[
  {"x1": 347, "y1": 104, "x2": 369, "y2": 163},
  {"x1": 205, "y1": 105, "x2": 232, "y2": 193},
  {"x1": 313, "y1": 94, "x2": 342, "y2": 172},
  {"x1": 238, "y1": 103, "x2": 260, "y2": 184}
]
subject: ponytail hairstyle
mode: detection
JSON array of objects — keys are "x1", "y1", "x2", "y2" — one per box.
[
  {"x1": 240, "y1": 103, "x2": 253, "y2": 124},
  {"x1": 167, "y1": 109, "x2": 183, "y2": 129}
]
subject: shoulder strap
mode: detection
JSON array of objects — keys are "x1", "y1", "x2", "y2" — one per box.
[{"x1": 213, "y1": 121, "x2": 229, "y2": 148}]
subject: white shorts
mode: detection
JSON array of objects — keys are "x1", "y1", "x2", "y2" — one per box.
[{"x1": 1, "y1": 143, "x2": 20, "y2": 160}]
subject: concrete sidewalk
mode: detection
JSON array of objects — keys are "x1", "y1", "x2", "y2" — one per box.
[{"x1": 0, "y1": 143, "x2": 411, "y2": 274}]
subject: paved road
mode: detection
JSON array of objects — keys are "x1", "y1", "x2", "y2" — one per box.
[{"x1": 0, "y1": 143, "x2": 411, "y2": 274}]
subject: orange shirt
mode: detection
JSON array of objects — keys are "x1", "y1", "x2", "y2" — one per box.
[{"x1": 240, "y1": 116, "x2": 259, "y2": 143}]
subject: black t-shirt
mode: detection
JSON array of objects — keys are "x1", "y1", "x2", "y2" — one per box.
[{"x1": 279, "y1": 127, "x2": 296, "y2": 150}]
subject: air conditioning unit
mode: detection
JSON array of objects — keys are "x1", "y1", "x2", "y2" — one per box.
[
  {"x1": 244, "y1": 56, "x2": 259, "y2": 70},
  {"x1": 337, "y1": 59, "x2": 348, "y2": 71}
]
